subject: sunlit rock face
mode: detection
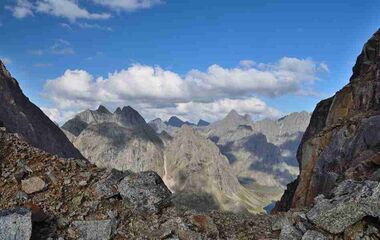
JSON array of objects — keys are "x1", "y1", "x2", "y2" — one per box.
[{"x1": 274, "y1": 29, "x2": 380, "y2": 212}]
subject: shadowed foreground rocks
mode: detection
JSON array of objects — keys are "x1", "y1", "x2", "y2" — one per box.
[{"x1": 0, "y1": 128, "x2": 277, "y2": 239}]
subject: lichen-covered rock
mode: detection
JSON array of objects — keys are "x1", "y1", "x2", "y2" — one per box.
[
  {"x1": 306, "y1": 180, "x2": 380, "y2": 234},
  {"x1": 72, "y1": 219, "x2": 116, "y2": 240},
  {"x1": 0, "y1": 208, "x2": 32, "y2": 240},
  {"x1": 118, "y1": 171, "x2": 172, "y2": 213},
  {"x1": 279, "y1": 225, "x2": 302, "y2": 240}
]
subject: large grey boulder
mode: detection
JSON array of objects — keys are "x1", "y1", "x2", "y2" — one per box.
[
  {"x1": 0, "y1": 208, "x2": 32, "y2": 240},
  {"x1": 306, "y1": 180, "x2": 380, "y2": 234},
  {"x1": 118, "y1": 171, "x2": 172, "y2": 213}
]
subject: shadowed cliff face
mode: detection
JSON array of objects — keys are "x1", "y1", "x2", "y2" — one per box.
[
  {"x1": 274, "y1": 29, "x2": 380, "y2": 212},
  {"x1": 0, "y1": 61, "x2": 82, "y2": 158}
]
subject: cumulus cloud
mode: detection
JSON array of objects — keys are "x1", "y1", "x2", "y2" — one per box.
[
  {"x1": 92, "y1": 0, "x2": 164, "y2": 12},
  {"x1": 187, "y1": 57, "x2": 326, "y2": 98},
  {"x1": 42, "y1": 58, "x2": 327, "y2": 124},
  {"x1": 36, "y1": 0, "x2": 111, "y2": 21},
  {"x1": 6, "y1": 0, "x2": 34, "y2": 18},
  {"x1": 41, "y1": 107, "x2": 76, "y2": 124},
  {"x1": 7, "y1": 0, "x2": 111, "y2": 22}
]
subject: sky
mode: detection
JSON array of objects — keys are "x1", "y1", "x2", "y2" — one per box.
[{"x1": 1, "y1": 0, "x2": 380, "y2": 124}]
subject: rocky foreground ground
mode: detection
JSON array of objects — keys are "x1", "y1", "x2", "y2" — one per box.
[{"x1": 0, "y1": 128, "x2": 277, "y2": 239}]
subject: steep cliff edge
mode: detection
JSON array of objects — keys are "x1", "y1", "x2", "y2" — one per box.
[
  {"x1": 0, "y1": 61, "x2": 82, "y2": 158},
  {"x1": 274, "y1": 29, "x2": 380, "y2": 212}
]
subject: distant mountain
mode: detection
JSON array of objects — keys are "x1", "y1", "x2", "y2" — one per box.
[
  {"x1": 197, "y1": 119, "x2": 210, "y2": 127},
  {"x1": 0, "y1": 60, "x2": 82, "y2": 158},
  {"x1": 165, "y1": 116, "x2": 195, "y2": 127},
  {"x1": 148, "y1": 118, "x2": 178, "y2": 135},
  {"x1": 205, "y1": 110, "x2": 310, "y2": 199},
  {"x1": 62, "y1": 105, "x2": 165, "y2": 175},
  {"x1": 164, "y1": 125, "x2": 266, "y2": 213}
]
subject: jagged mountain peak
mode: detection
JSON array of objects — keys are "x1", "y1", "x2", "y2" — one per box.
[
  {"x1": 119, "y1": 106, "x2": 146, "y2": 125},
  {"x1": 114, "y1": 107, "x2": 122, "y2": 114},
  {"x1": 165, "y1": 116, "x2": 195, "y2": 127},
  {"x1": 96, "y1": 105, "x2": 111, "y2": 114},
  {"x1": 226, "y1": 109, "x2": 240, "y2": 119}
]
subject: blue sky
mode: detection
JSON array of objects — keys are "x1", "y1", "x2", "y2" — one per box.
[{"x1": 1, "y1": 0, "x2": 380, "y2": 123}]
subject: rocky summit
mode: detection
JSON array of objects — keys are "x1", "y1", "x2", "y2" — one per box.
[
  {"x1": 62, "y1": 105, "x2": 165, "y2": 175},
  {"x1": 0, "y1": 61, "x2": 82, "y2": 159}
]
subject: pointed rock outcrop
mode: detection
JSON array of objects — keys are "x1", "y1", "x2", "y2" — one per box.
[{"x1": 0, "y1": 60, "x2": 82, "y2": 158}]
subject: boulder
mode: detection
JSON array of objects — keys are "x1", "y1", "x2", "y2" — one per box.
[
  {"x1": 118, "y1": 171, "x2": 172, "y2": 213},
  {"x1": 306, "y1": 180, "x2": 380, "y2": 234},
  {"x1": 21, "y1": 177, "x2": 47, "y2": 194},
  {"x1": 0, "y1": 208, "x2": 32, "y2": 240}
]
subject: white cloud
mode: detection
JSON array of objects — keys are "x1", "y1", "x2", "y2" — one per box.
[
  {"x1": 92, "y1": 0, "x2": 163, "y2": 12},
  {"x1": 239, "y1": 60, "x2": 256, "y2": 68},
  {"x1": 41, "y1": 107, "x2": 76, "y2": 124},
  {"x1": 42, "y1": 58, "x2": 327, "y2": 123},
  {"x1": 187, "y1": 57, "x2": 325, "y2": 98},
  {"x1": 6, "y1": 0, "x2": 34, "y2": 19},
  {"x1": 36, "y1": 0, "x2": 111, "y2": 21}
]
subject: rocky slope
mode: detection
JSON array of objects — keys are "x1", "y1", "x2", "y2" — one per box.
[
  {"x1": 0, "y1": 127, "x2": 278, "y2": 239},
  {"x1": 62, "y1": 106, "x2": 165, "y2": 175},
  {"x1": 164, "y1": 125, "x2": 266, "y2": 213},
  {"x1": 274, "y1": 29, "x2": 380, "y2": 212},
  {"x1": 0, "y1": 60, "x2": 82, "y2": 158}
]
